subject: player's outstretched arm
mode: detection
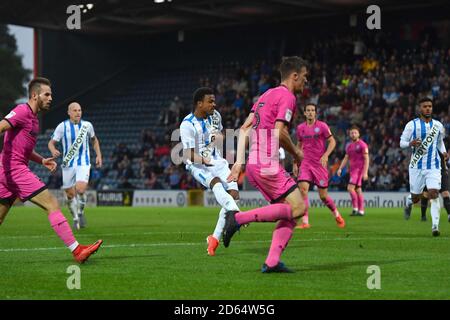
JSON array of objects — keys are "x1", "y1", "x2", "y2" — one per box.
[
  {"x1": 92, "y1": 136, "x2": 103, "y2": 168},
  {"x1": 0, "y1": 119, "x2": 12, "y2": 134},
  {"x1": 48, "y1": 139, "x2": 61, "y2": 158}
]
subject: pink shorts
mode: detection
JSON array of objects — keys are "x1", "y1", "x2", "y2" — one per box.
[
  {"x1": 349, "y1": 168, "x2": 363, "y2": 187},
  {"x1": 298, "y1": 161, "x2": 329, "y2": 188},
  {"x1": 245, "y1": 163, "x2": 297, "y2": 203},
  {"x1": 0, "y1": 165, "x2": 47, "y2": 203}
]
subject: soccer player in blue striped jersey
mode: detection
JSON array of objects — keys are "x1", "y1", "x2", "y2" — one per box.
[
  {"x1": 400, "y1": 98, "x2": 448, "y2": 236},
  {"x1": 180, "y1": 87, "x2": 240, "y2": 256},
  {"x1": 48, "y1": 102, "x2": 102, "y2": 230}
]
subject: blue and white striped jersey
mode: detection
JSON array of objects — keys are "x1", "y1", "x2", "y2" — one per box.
[
  {"x1": 51, "y1": 119, "x2": 95, "y2": 167},
  {"x1": 400, "y1": 118, "x2": 446, "y2": 169},
  {"x1": 179, "y1": 110, "x2": 224, "y2": 161}
]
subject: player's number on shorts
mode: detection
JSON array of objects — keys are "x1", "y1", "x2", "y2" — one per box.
[{"x1": 253, "y1": 102, "x2": 265, "y2": 129}]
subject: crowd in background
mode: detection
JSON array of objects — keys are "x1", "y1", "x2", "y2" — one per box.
[{"x1": 95, "y1": 30, "x2": 450, "y2": 191}]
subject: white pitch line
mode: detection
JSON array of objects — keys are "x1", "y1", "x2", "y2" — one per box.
[
  {"x1": 0, "y1": 231, "x2": 335, "y2": 240},
  {"x1": 0, "y1": 237, "x2": 426, "y2": 253}
]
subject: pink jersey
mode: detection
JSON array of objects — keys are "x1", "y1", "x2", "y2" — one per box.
[
  {"x1": 346, "y1": 139, "x2": 368, "y2": 170},
  {"x1": 296, "y1": 120, "x2": 332, "y2": 164},
  {"x1": 1, "y1": 103, "x2": 39, "y2": 171},
  {"x1": 248, "y1": 85, "x2": 296, "y2": 165}
]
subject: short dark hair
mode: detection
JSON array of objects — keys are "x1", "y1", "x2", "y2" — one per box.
[
  {"x1": 279, "y1": 56, "x2": 308, "y2": 81},
  {"x1": 303, "y1": 103, "x2": 317, "y2": 112},
  {"x1": 349, "y1": 125, "x2": 360, "y2": 133},
  {"x1": 28, "y1": 77, "x2": 51, "y2": 98},
  {"x1": 193, "y1": 87, "x2": 214, "y2": 107},
  {"x1": 418, "y1": 97, "x2": 433, "y2": 105}
]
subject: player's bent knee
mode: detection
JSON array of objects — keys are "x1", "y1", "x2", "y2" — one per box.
[
  {"x1": 428, "y1": 190, "x2": 439, "y2": 199},
  {"x1": 65, "y1": 189, "x2": 76, "y2": 200},
  {"x1": 76, "y1": 184, "x2": 88, "y2": 194},
  {"x1": 291, "y1": 201, "x2": 306, "y2": 219},
  {"x1": 229, "y1": 191, "x2": 239, "y2": 201},
  {"x1": 347, "y1": 185, "x2": 355, "y2": 192},
  {"x1": 209, "y1": 177, "x2": 221, "y2": 189}
]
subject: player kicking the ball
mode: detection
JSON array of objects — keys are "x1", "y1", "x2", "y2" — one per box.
[
  {"x1": 180, "y1": 87, "x2": 240, "y2": 256},
  {"x1": 225, "y1": 56, "x2": 307, "y2": 273}
]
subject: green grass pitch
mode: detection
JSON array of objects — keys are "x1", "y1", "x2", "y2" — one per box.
[{"x1": 0, "y1": 206, "x2": 449, "y2": 300}]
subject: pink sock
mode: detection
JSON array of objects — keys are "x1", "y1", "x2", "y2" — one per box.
[
  {"x1": 265, "y1": 219, "x2": 297, "y2": 267},
  {"x1": 349, "y1": 190, "x2": 358, "y2": 209},
  {"x1": 323, "y1": 196, "x2": 338, "y2": 216},
  {"x1": 358, "y1": 193, "x2": 365, "y2": 213},
  {"x1": 48, "y1": 211, "x2": 78, "y2": 250},
  {"x1": 235, "y1": 203, "x2": 292, "y2": 225},
  {"x1": 302, "y1": 195, "x2": 309, "y2": 224}
]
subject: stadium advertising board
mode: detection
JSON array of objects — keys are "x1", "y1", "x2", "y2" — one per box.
[
  {"x1": 132, "y1": 190, "x2": 187, "y2": 207},
  {"x1": 97, "y1": 190, "x2": 133, "y2": 206},
  {"x1": 24, "y1": 190, "x2": 97, "y2": 207},
  {"x1": 204, "y1": 191, "x2": 411, "y2": 208}
]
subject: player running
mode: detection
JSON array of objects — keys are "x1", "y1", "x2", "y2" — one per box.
[
  {"x1": 293, "y1": 103, "x2": 345, "y2": 229},
  {"x1": 225, "y1": 56, "x2": 307, "y2": 273},
  {"x1": 400, "y1": 97, "x2": 447, "y2": 236},
  {"x1": 180, "y1": 87, "x2": 240, "y2": 256},
  {"x1": 48, "y1": 102, "x2": 102, "y2": 230},
  {"x1": 0, "y1": 77, "x2": 102, "y2": 263},
  {"x1": 337, "y1": 125, "x2": 369, "y2": 216}
]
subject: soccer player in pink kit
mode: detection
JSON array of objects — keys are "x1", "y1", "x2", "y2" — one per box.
[
  {"x1": 225, "y1": 56, "x2": 307, "y2": 273},
  {"x1": 337, "y1": 126, "x2": 369, "y2": 216},
  {"x1": 293, "y1": 103, "x2": 345, "y2": 229},
  {"x1": 0, "y1": 78, "x2": 102, "y2": 263}
]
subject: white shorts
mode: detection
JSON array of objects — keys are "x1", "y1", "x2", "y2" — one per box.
[
  {"x1": 62, "y1": 166, "x2": 91, "y2": 189},
  {"x1": 187, "y1": 159, "x2": 238, "y2": 191},
  {"x1": 409, "y1": 168, "x2": 441, "y2": 195}
]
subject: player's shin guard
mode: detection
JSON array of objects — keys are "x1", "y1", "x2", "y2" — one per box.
[
  {"x1": 430, "y1": 198, "x2": 441, "y2": 229},
  {"x1": 357, "y1": 193, "x2": 365, "y2": 214},
  {"x1": 213, "y1": 208, "x2": 226, "y2": 241},
  {"x1": 235, "y1": 203, "x2": 292, "y2": 225},
  {"x1": 421, "y1": 197, "x2": 429, "y2": 218},
  {"x1": 67, "y1": 197, "x2": 78, "y2": 221},
  {"x1": 211, "y1": 183, "x2": 239, "y2": 212},
  {"x1": 323, "y1": 196, "x2": 339, "y2": 217},
  {"x1": 77, "y1": 193, "x2": 87, "y2": 216},
  {"x1": 349, "y1": 191, "x2": 358, "y2": 211},
  {"x1": 48, "y1": 211, "x2": 79, "y2": 251},
  {"x1": 302, "y1": 195, "x2": 309, "y2": 224},
  {"x1": 406, "y1": 194, "x2": 413, "y2": 208},
  {"x1": 265, "y1": 219, "x2": 297, "y2": 267}
]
